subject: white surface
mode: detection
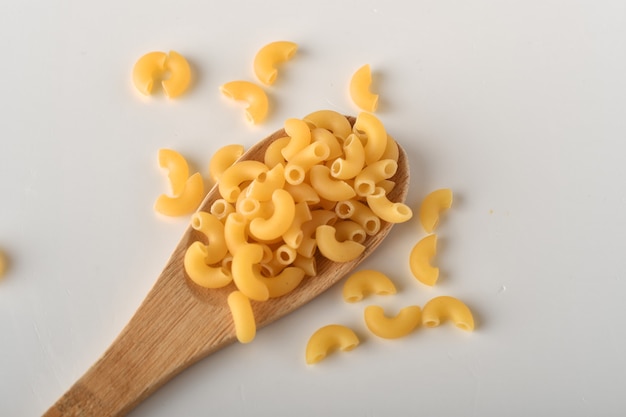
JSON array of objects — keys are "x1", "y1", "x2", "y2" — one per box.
[{"x1": 1, "y1": 0, "x2": 626, "y2": 416}]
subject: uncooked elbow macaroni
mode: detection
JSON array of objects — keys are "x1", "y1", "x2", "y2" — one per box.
[
  {"x1": 158, "y1": 148, "x2": 190, "y2": 196},
  {"x1": 154, "y1": 172, "x2": 204, "y2": 216},
  {"x1": 342, "y1": 270, "x2": 396, "y2": 302},
  {"x1": 190, "y1": 212, "x2": 228, "y2": 264},
  {"x1": 253, "y1": 41, "x2": 298, "y2": 85},
  {"x1": 184, "y1": 242, "x2": 232, "y2": 288},
  {"x1": 330, "y1": 134, "x2": 365, "y2": 180},
  {"x1": 209, "y1": 144, "x2": 245, "y2": 183},
  {"x1": 249, "y1": 189, "x2": 295, "y2": 241},
  {"x1": 422, "y1": 296, "x2": 475, "y2": 331},
  {"x1": 220, "y1": 81, "x2": 269, "y2": 124},
  {"x1": 132, "y1": 50, "x2": 191, "y2": 98},
  {"x1": 315, "y1": 225, "x2": 365, "y2": 262},
  {"x1": 354, "y1": 159, "x2": 398, "y2": 197},
  {"x1": 228, "y1": 291, "x2": 256, "y2": 343},
  {"x1": 364, "y1": 305, "x2": 421, "y2": 339},
  {"x1": 219, "y1": 160, "x2": 268, "y2": 202},
  {"x1": 409, "y1": 234, "x2": 439, "y2": 286},
  {"x1": 281, "y1": 118, "x2": 312, "y2": 161},
  {"x1": 366, "y1": 187, "x2": 413, "y2": 223},
  {"x1": 419, "y1": 188, "x2": 453, "y2": 233},
  {"x1": 231, "y1": 243, "x2": 270, "y2": 301},
  {"x1": 353, "y1": 112, "x2": 388, "y2": 165},
  {"x1": 349, "y1": 64, "x2": 378, "y2": 112},
  {"x1": 305, "y1": 324, "x2": 360, "y2": 364},
  {"x1": 303, "y1": 110, "x2": 352, "y2": 140}
]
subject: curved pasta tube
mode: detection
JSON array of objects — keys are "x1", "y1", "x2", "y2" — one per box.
[
  {"x1": 210, "y1": 198, "x2": 235, "y2": 221},
  {"x1": 409, "y1": 234, "x2": 439, "y2": 286},
  {"x1": 306, "y1": 324, "x2": 359, "y2": 364},
  {"x1": 246, "y1": 163, "x2": 285, "y2": 201},
  {"x1": 283, "y1": 201, "x2": 312, "y2": 248},
  {"x1": 335, "y1": 200, "x2": 380, "y2": 236},
  {"x1": 261, "y1": 266, "x2": 305, "y2": 298},
  {"x1": 354, "y1": 159, "x2": 397, "y2": 197},
  {"x1": 209, "y1": 144, "x2": 245, "y2": 183},
  {"x1": 184, "y1": 242, "x2": 232, "y2": 289},
  {"x1": 161, "y1": 51, "x2": 192, "y2": 98},
  {"x1": 422, "y1": 296, "x2": 475, "y2": 331},
  {"x1": 381, "y1": 134, "x2": 399, "y2": 162},
  {"x1": 158, "y1": 148, "x2": 189, "y2": 196},
  {"x1": 334, "y1": 220, "x2": 366, "y2": 244},
  {"x1": 284, "y1": 142, "x2": 330, "y2": 185},
  {"x1": 275, "y1": 244, "x2": 297, "y2": 265},
  {"x1": 330, "y1": 134, "x2": 365, "y2": 180},
  {"x1": 364, "y1": 305, "x2": 421, "y2": 339},
  {"x1": 132, "y1": 51, "x2": 191, "y2": 98},
  {"x1": 315, "y1": 225, "x2": 365, "y2": 263},
  {"x1": 220, "y1": 81, "x2": 269, "y2": 124},
  {"x1": 419, "y1": 188, "x2": 453, "y2": 233},
  {"x1": 281, "y1": 118, "x2": 312, "y2": 161},
  {"x1": 342, "y1": 270, "x2": 396, "y2": 303},
  {"x1": 366, "y1": 187, "x2": 413, "y2": 223},
  {"x1": 353, "y1": 112, "x2": 388, "y2": 165},
  {"x1": 253, "y1": 41, "x2": 298, "y2": 85},
  {"x1": 154, "y1": 172, "x2": 204, "y2": 216},
  {"x1": 298, "y1": 210, "x2": 337, "y2": 257},
  {"x1": 309, "y1": 165, "x2": 356, "y2": 202},
  {"x1": 132, "y1": 51, "x2": 167, "y2": 96},
  {"x1": 227, "y1": 291, "x2": 256, "y2": 343},
  {"x1": 249, "y1": 189, "x2": 296, "y2": 241},
  {"x1": 293, "y1": 254, "x2": 316, "y2": 276},
  {"x1": 190, "y1": 212, "x2": 227, "y2": 264},
  {"x1": 219, "y1": 160, "x2": 268, "y2": 202},
  {"x1": 311, "y1": 127, "x2": 343, "y2": 160},
  {"x1": 283, "y1": 182, "x2": 320, "y2": 205},
  {"x1": 264, "y1": 136, "x2": 290, "y2": 168},
  {"x1": 231, "y1": 244, "x2": 269, "y2": 301},
  {"x1": 349, "y1": 64, "x2": 378, "y2": 112},
  {"x1": 303, "y1": 110, "x2": 352, "y2": 140},
  {"x1": 224, "y1": 213, "x2": 249, "y2": 255}
]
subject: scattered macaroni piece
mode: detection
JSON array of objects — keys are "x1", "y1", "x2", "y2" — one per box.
[
  {"x1": 220, "y1": 81, "x2": 269, "y2": 124},
  {"x1": 209, "y1": 144, "x2": 245, "y2": 183},
  {"x1": 349, "y1": 64, "x2": 378, "y2": 112},
  {"x1": 228, "y1": 291, "x2": 256, "y2": 343},
  {"x1": 305, "y1": 324, "x2": 360, "y2": 364},
  {"x1": 253, "y1": 41, "x2": 298, "y2": 85},
  {"x1": 409, "y1": 234, "x2": 439, "y2": 286},
  {"x1": 158, "y1": 149, "x2": 190, "y2": 196},
  {"x1": 364, "y1": 305, "x2": 421, "y2": 339},
  {"x1": 154, "y1": 172, "x2": 204, "y2": 217},
  {"x1": 342, "y1": 270, "x2": 396, "y2": 302},
  {"x1": 132, "y1": 50, "x2": 191, "y2": 98},
  {"x1": 422, "y1": 296, "x2": 475, "y2": 331},
  {"x1": 419, "y1": 188, "x2": 453, "y2": 233}
]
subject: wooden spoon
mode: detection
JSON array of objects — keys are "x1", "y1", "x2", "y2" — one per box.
[{"x1": 43, "y1": 116, "x2": 410, "y2": 417}]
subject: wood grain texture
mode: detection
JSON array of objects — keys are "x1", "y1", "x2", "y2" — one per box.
[{"x1": 44, "y1": 116, "x2": 410, "y2": 416}]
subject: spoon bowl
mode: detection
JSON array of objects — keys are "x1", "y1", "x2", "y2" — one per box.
[{"x1": 44, "y1": 116, "x2": 410, "y2": 417}]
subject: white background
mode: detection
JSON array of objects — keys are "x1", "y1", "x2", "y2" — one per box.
[{"x1": 1, "y1": 0, "x2": 626, "y2": 416}]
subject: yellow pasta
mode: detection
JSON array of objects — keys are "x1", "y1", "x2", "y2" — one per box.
[
  {"x1": 364, "y1": 305, "x2": 421, "y2": 339},
  {"x1": 334, "y1": 200, "x2": 380, "y2": 236},
  {"x1": 293, "y1": 254, "x2": 316, "y2": 276},
  {"x1": 282, "y1": 202, "x2": 312, "y2": 248},
  {"x1": 298, "y1": 209, "x2": 337, "y2": 257},
  {"x1": 330, "y1": 134, "x2": 366, "y2": 180},
  {"x1": 0, "y1": 250, "x2": 7, "y2": 279},
  {"x1": 353, "y1": 112, "x2": 387, "y2": 165},
  {"x1": 249, "y1": 189, "x2": 296, "y2": 241},
  {"x1": 219, "y1": 160, "x2": 268, "y2": 202},
  {"x1": 210, "y1": 198, "x2": 235, "y2": 221},
  {"x1": 309, "y1": 165, "x2": 357, "y2": 202},
  {"x1": 283, "y1": 182, "x2": 320, "y2": 205},
  {"x1": 227, "y1": 291, "x2": 256, "y2": 343},
  {"x1": 381, "y1": 135, "x2": 399, "y2": 162},
  {"x1": 246, "y1": 163, "x2": 285, "y2": 201},
  {"x1": 184, "y1": 242, "x2": 232, "y2": 288},
  {"x1": 209, "y1": 144, "x2": 245, "y2": 183},
  {"x1": 311, "y1": 127, "x2": 343, "y2": 160},
  {"x1": 305, "y1": 324, "x2": 360, "y2": 364},
  {"x1": 366, "y1": 187, "x2": 413, "y2": 223},
  {"x1": 409, "y1": 234, "x2": 439, "y2": 286},
  {"x1": 190, "y1": 212, "x2": 228, "y2": 264},
  {"x1": 253, "y1": 41, "x2": 298, "y2": 85},
  {"x1": 275, "y1": 244, "x2": 297, "y2": 265},
  {"x1": 231, "y1": 243, "x2": 269, "y2": 301},
  {"x1": 220, "y1": 81, "x2": 269, "y2": 124},
  {"x1": 158, "y1": 148, "x2": 189, "y2": 196},
  {"x1": 315, "y1": 225, "x2": 365, "y2": 262},
  {"x1": 264, "y1": 136, "x2": 290, "y2": 168},
  {"x1": 281, "y1": 118, "x2": 312, "y2": 161},
  {"x1": 333, "y1": 220, "x2": 366, "y2": 244},
  {"x1": 132, "y1": 50, "x2": 191, "y2": 98},
  {"x1": 261, "y1": 267, "x2": 305, "y2": 298},
  {"x1": 419, "y1": 188, "x2": 453, "y2": 233},
  {"x1": 303, "y1": 110, "x2": 352, "y2": 140},
  {"x1": 224, "y1": 212, "x2": 249, "y2": 255},
  {"x1": 342, "y1": 270, "x2": 396, "y2": 302},
  {"x1": 422, "y1": 296, "x2": 475, "y2": 331},
  {"x1": 354, "y1": 159, "x2": 397, "y2": 197},
  {"x1": 349, "y1": 64, "x2": 378, "y2": 112},
  {"x1": 284, "y1": 142, "x2": 330, "y2": 185},
  {"x1": 154, "y1": 172, "x2": 204, "y2": 216}
]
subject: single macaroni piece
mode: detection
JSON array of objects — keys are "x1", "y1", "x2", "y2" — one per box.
[
  {"x1": 249, "y1": 189, "x2": 296, "y2": 241},
  {"x1": 354, "y1": 159, "x2": 398, "y2": 197},
  {"x1": 334, "y1": 220, "x2": 366, "y2": 244},
  {"x1": 253, "y1": 41, "x2": 298, "y2": 85},
  {"x1": 246, "y1": 163, "x2": 285, "y2": 201},
  {"x1": 284, "y1": 142, "x2": 331, "y2": 185},
  {"x1": 303, "y1": 110, "x2": 352, "y2": 140},
  {"x1": 330, "y1": 134, "x2": 365, "y2": 180},
  {"x1": 422, "y1": 296, "x2": 475, "y2": 331},
  {"x1": 309, "y1": 165, "x2": 357, "y2": 202},
  {"x1": 305, "y1": 324, "x2": 360, "y2": 364},
  {"x1": 261, "y1": 266, "x2": 305, "y2": 298},
  {"x1": 349, "y1": 64, "x2": 378, "y2": 112},
  {"x1": 220, "y1": 81, "x2": 269, "y2": 124},
  {"x1": 409, "y1": 234, "x2": 439, "y2": 286},
  {"x1": 224, "y1": 212, "x2": 249, "y2": 255},
  {"x1": 283, "y1": 182, "x2": 320, "y2": 205},
  {"x1": 132, "y1": 51, "x2": 191, "y2": 98},
  {"x1": 210, "y1": 199, "x2": 235, "y2": 221},
  {"x1": 282, "y1": 202, "x2": 312, "y2": 248},
  {"x1": 264, "y1": 136, "x2": 290, "y2": 168},
  {"x1": 190, "y1": 212, "x2": 228, "y2": 264},
  {"x1": 353, "y1": 112, "x2": 387, "y2": 165},
  {"x1": 293, "y1": 254, "x2": 316, "y2": 276},
  {"x1": 381, "y1": 135, "x2": 399, "y2": 162},
  {"x1": 275, "y1": 244, "x2": 297, "y2": 265},
  {"x1": 154, "y1": 172, "x2": 204, "y2": 216},
  {"x1": 227, "y1": 291, "x2": 256, "y2": 343},
  {"x1": 209, "y1": 144, "x2": 245, "y2": 183},
  {"x1": 311, "y1": 127, "x2": 343, "y2": 160},
  {"x1": 366, "y1": 187, "x2": 413, "y2": 223},
  {"x1": 315, "y1": 225, "x2": 365, "y2": 262},
  {"x1": 231, "y1": 243, "x2": 269, "y2": 301},
  {"x1": 419, "y1": 188, "x2": 453, "y2": 233},
  {"x1": 281, "y1": 118, "x2": 312, "y2": 161},
  {"x1": 364, "y1": 305, "x2": 422, "y2": 339},
  {"x1": 219, "y1": 160, "x2": 268, "y2": 202},
  {"x1": 158, "y1": 149, "x2": 189, "y2": 196},
  {"x1": 184, "y1": 242, "x2": 232, "y2": 288},
  {"x1": 342, "y1": 270, "x2": 396, "y2": 303}
]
